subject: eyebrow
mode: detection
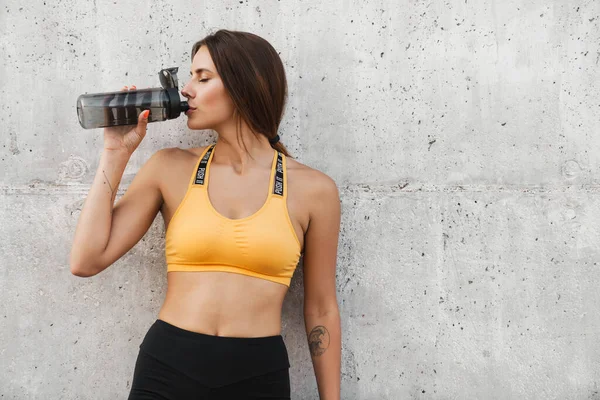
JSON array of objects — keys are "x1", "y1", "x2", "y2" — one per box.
[{"x1": 189, "y1": 68, "x2": 213, "y2": 76}]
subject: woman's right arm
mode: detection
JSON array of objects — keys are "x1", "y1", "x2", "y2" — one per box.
[
  {"x1": 70, "y1": 84, "x2": 165, "y2": 277},
  {"x1": 69, "y1": 147, "x2": 165, "y2": 277}
]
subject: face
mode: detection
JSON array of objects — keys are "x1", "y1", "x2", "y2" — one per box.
[{"x1": 181, "y1": 45, "x2": 236, "y2": 130}]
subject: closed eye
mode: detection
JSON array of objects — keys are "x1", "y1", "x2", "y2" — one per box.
[{"x1": 199, "y1": 79, "x2": 209, "y2": 83}]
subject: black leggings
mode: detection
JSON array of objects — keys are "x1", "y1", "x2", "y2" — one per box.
[{"x1": 128, "y1": 319, "x2": 291, "y2": 400}]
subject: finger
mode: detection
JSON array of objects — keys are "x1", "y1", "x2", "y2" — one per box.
[
  {"x1": 137, "y1": 110, "x2": 149, "y2": 134},
  {"x1": 130, "y1": 85, "x2": 136, "y2": 90}
]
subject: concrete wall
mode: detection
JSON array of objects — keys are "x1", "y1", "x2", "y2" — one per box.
[{"x1": 1, "y1": 0, "x2": 599, "y2": 398}]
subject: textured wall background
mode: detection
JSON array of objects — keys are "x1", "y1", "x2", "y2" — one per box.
[{"x1": 1, "y1": 0, "x2": 600, "y2": 399}]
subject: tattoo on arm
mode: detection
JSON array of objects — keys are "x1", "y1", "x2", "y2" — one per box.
[
  {"x1": 308, "y1": 325, "x2": 330, "y2": 357},
  {"x1": 102, "y1": 170, "x2": 118, "y2": 214}
]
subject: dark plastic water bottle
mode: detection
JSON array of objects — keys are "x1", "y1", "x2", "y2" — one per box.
[{"x1": 76, "y1": 67, "x2": 190, "y2": 129}]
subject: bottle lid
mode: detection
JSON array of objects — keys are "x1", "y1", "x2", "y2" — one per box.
[
  {"x1": 165, "y1": 88, "x2": 189, "y2": 119},
  {"x1": 160, "y1": 67, "x2": 189, "y2": 118},
  {"x1": 159, "y1": 67, "x2": 180, "y2": 89}
]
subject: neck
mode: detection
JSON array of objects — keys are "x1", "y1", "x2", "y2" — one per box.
[
  {"x1": 211, "y1": 112, "x2": 274, "y2": 174},
  {"x1": 212, "y1": 135, "x2": 273, "y2": 176}
]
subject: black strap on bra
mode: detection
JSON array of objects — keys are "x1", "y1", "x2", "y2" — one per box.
[
  {"x1": 273, "y1": 151, "x2": 284, "y2": 197},
  {"x1": 194, "y1": 145, "x2": 215, "y2": 185},
  {"x1": 194, "y1": 145, "x2": 284, "y2": 197}
]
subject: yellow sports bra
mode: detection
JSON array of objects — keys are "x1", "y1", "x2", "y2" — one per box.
[{"x1": 165, "y1": 144, "x2": 302, "y2": 286}]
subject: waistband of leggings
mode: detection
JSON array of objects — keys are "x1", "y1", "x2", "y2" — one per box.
[{"x1": 153, "y1": 319, "x2": 285, "y2": 343}]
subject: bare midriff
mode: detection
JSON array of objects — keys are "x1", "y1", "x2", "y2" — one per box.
[{"x1": 157, "y1": 271, "x2": 289, "y2": 338}]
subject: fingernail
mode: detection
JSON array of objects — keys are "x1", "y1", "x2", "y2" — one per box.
[{"x1": 141, "y1": 110, "x2": 149, "y2": 119}]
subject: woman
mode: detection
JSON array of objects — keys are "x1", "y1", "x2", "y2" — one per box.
[{"x1": 70, "y1": 29, "x2": 341, "y2": 399}]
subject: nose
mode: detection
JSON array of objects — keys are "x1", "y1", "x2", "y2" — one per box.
[{"x1": 181, "y1": 81, "x2": 193, "y2": 99}]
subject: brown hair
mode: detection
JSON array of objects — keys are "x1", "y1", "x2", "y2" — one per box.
[{"x1": 191, "y1": 29, "x2": 292, "y2": 158}]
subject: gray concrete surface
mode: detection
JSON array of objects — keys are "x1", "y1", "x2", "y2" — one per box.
[{"x1": 1, "y1": 0, "x2": 600, "y2": 398}]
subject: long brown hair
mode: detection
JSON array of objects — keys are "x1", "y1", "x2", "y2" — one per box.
[{"x1": 191, "y1": 29, "x2": 292, "y2": 158}]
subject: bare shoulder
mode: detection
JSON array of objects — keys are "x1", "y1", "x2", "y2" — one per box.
[
  {"x1": 155, "y1": 145, "x2": 210, "y2": 164},
  {"x1": 159, "y1": 145, "x2": 209, "y2": 158},
  {"x1": 148, "y1": 146, "x2": 183, "y2": 164},
  {"x1": 149, "y1": 146, "x2": 210, "y2": 186},
  {"x1": 184, "y1": 145, "x2": 212, "y2": 159},
  {"x1": 286, "y1": 156, "x2": 339, "y2": 200}
]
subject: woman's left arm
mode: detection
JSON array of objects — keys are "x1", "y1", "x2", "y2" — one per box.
[{"x1": 302, "y1": 173, "x2": 342, "y2": 400}]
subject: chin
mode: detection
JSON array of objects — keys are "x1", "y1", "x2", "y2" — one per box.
[
  {"x1": 186, "y1": 117, "x2": 197, "y2": 127},
  {"x1": 186, "y1": 120, "x2": 207, "y2": 131}
]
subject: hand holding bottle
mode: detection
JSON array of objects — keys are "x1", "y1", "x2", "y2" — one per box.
[{"x1": 103, "y1": 85, "x2": 149, "y2": 154}]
